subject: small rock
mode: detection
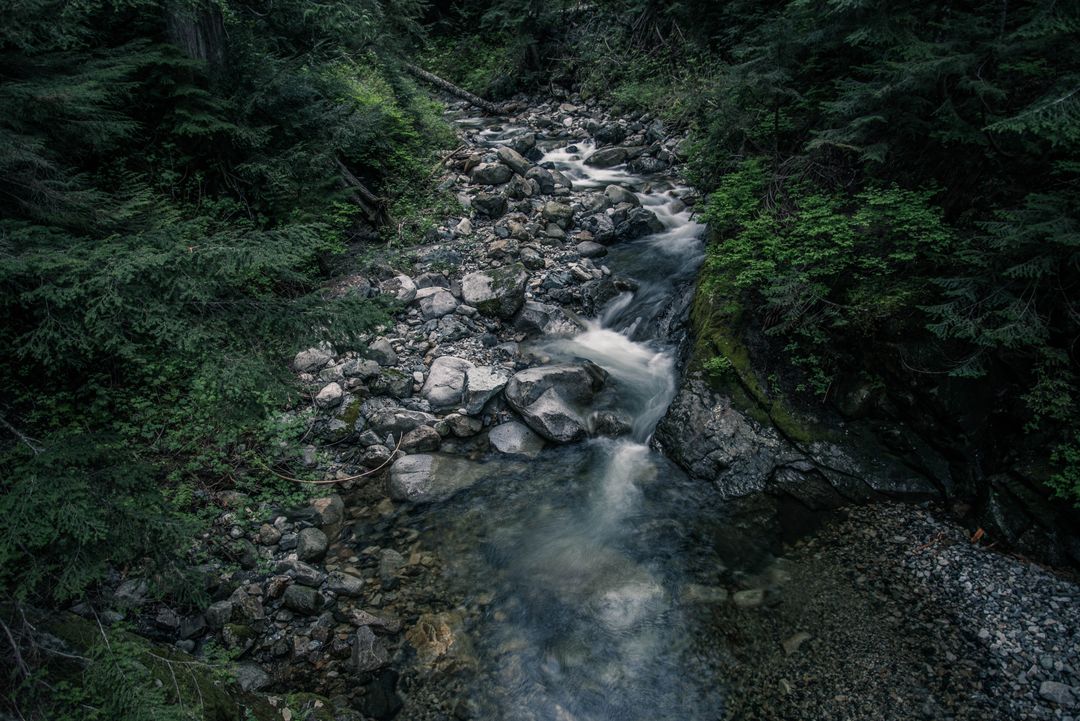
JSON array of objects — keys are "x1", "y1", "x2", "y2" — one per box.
[
  {"x1": 296, "y1": 527, "x2": 329, "y2": 562},
  {"x1": 315, "y1": 382, "x2": 344, "y2": 409}
]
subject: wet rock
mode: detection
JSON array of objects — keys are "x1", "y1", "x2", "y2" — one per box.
[
  {"x1": 604, "y1": 184, "x2": 640, "y2": 207},
  {"x1": 1039, "y1": 681, "x2": 1077, "y2": 707},
  {"x1": 473, "y1": 191, "x2": 507, "y2": 218},
  {"x1": 496, "y1": 145, "x2": 531, "y2": 176},
  {"x1": 525, "y1": 166, "x2": 556, "y2": 194},
  {"x1": 579, "y1": 213, "x2": 616, "y2": 244},
  {"x1": 387, "y1": 454, "x2": 487, "y2": 503},
  {"x1": 327, "y1": 570, "x2": 364, "y2": 597},
  {"x1": 360, "y1": 669, "x2": 402, "y2": 720},
  {"x1": 733, "y1": 589, "x2": 765, "y2": 608},
  {"x1": 488, "y1": 421, "x2": 545, "y2": 458},
  {"x1": 616, "y1": 207, "x2": 664, "y2": 239},
  {"x1": 282, "y1": 584, "x2": 323, "y2": 615},
  {"x1": 297, "y1": 527, "x2": 329, "y2": 562},
  {"x1": 342, "y1": 358, "x2": 381, "y2": 380},
  {"x1": 379, "y1": 275, "x2": 417, "y2": 303},
  {"x1": 586, "y1": 146, "x2": 628, "y2": 167},
  {"x1": 461, "y1": 264, "x2": 528, "y2": 319},
  {"x1": 405, "y1": 611, "x2": 473, "y2": 669},
  {"x1": 310, "y1": 495, "x2": 344, "y2": 537},
  {"x1": 576, "y1": 240, "x2": 608, "y2": 258},
  {"x1": 782, "y1": 632, "x2": 813, "y2": 656},
  {"x1": 421, "y1": 355, "x2": 473, "y2": 410},
  {"x1": 205, "y1": 600, "x2": 233, "y2": 629},
  {"x1": 504, "y1": 362, "x2": 608, "y2": 443},
  {"x1": 436, "y1": 413, "x2": 483, "y2": 438},
  {"x1": 464, "y1": 366, "x2": 509, "y2": 414},
  {"x1": 353, "y1": 626, "x2": 390, "y2": 673},
  {"x1": 470, "y1": 162, "x2": 512, "y2": 185},
  {"x1": 513, "y1": 300, "x2": 577, "y2": 338},
  {"x1": 628, "y1": 156, "x2": 669, "y2": 174}
]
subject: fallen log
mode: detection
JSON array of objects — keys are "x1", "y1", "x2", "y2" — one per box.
[{"x1": 405, "y1": 63, "x2": 500, "y2": 115}]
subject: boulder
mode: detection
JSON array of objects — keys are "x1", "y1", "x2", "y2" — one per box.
[
  {"x1": 472, "y1": 191, "x2": 507, "y2": 218},
  {"x1": 503, "y1": 363, "x2": 608, "y2": 443},
  {"x1": 461, "y1": 264, "x2": 528, "y2": 319},
  {"x1": 379, "y1": 275, "x2": 417, "y2": 303},
  {"x1": 282, "y1": 585, "x2": 322, "y2": 615},
  {"x1": 464, "y1": 366, "x2": 509, "y2": 414},
  {"x1": 365, "y1": 338, "x2": 398, "y2": 366},
  {"x1": 353, "y1": 626, "x2": 391, "y2": 673},
  {"x1": 420, "y1": 355, "x2": 473, "y2": 410},
  {"x1": 416, "y1": 287, "x2": 458, "y2": 320},
  {"x1": 388, "y1": 454, "x2": 486, "y2": 503},
  {"x1": 367, "y1": 407, "x2": 436, "y2": 436},
  {"x1": 605, "y1": 184, "x2": 640, "y2": 207},
  {"x1": 579, "y1": 213, "x2": 616, "y2": 244},
  {"x1": 576, "y1": 240, "x2": 608, "y2": 258},
  {"x1": 294, "y1": 347, "x2": 333, "y2": 373},
  {"x1": 616, "y1": 207, "x2": 665, "y2": 240},
  {"x1": 470, "y1": 163, "x2": 512, "y2": 185},
  {"x1": 496, "y1": 145, "x2": 531, "y2": 176},
  {"x1": 525, "y1": 166, "x2": 556, "y2": 194},
  {"x1": 586, "y1": 147, "x2": 628, "y2": 168},
  {"x1": 488, "y1": 421, "x2": 545, "y2": 458},
  {"x1": 512, "y1": 300, "x2": 579, "y2": 338},
  {"x1": 315, "y1": 382, "x2": 344, "y2": 409},
  {"x1": 296, "y1": 527, "x2": 328, "y2": 562},
  {"x1": 542, "y1": 201, "x2": 574, "y2": 230},
  {"x1": 400, "y1": 424, "x2": 442, "y2": 453},
  {"x1": 628, "y1": 156, "x2": 669, "y2": 174}
]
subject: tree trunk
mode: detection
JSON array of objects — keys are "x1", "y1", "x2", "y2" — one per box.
[{"x1": 405, "y1": 64, "x2": 500, "y2": 115}]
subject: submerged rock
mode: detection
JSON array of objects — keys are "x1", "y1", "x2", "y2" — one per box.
[
  {"x1": 488, "y1": 420, "x2": 545, "y2": 458},
  {"x1": 388, "y1": 453, "x2": 487, "y2": 503}
]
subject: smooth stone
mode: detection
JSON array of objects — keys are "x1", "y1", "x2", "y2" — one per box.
[{"x1": 488, "y1": 421, "x2": 545, "y2": 458}]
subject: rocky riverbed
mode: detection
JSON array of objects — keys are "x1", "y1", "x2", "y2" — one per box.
[{"x1": 74, "y1": 94, "x2": 1080, "y2": 721}]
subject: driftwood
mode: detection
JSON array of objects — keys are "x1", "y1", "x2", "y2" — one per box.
[
  {"x1": 335, "y1": 157, "x2": 387, "y2": 224},
  {"x1": 405, "y1": 64, "x2": 501, "y2": 115}
]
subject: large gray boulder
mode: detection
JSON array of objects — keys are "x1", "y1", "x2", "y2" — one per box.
[
  {"x1": 503, "y1": 362, "x2": 607, "y2": 443},
  {"x1": 542, "y1": 201, "x2": 574, "y2": 230},
  {"x1": 473, "y1": 191, "x2": 507, "y2": 217},
  {"x1": 488, "y1": 421, "x2": 545, "y2": 458},
  {"x1": 461, "y1": 263, "x2": 528, "y2": 319},
  {"x1": 367, "y1": 407, "x2": 436, "y2": 436},
  {"x1": 388, "y1": 454, "x2": 486, "y2": 503},
  {"x1": 616, "y1": 207, "x2": 665, "y2": 240},
  {"x1": 415, "y1": 287, "x2": 458, "y2": 320},
  {"x1": 586, "y1": 147, "x2": 628, "y2": 168},
  {"x1": 605, "y1": 184, "x2": 640, "y2": 207},
  {"x1": 471, "y1": 163, "x2": 513, "y2": 185},
  {"x1": 464, "y1": 366, "x2": 509, "y2": 414},
  {"x1": 420, "y1": 356, "x2": 473, "y2": 411},
  {"x1": 496, "y1": 145, "x2": 531, "y2": 176}
]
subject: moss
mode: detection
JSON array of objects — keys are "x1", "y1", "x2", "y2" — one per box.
[{"x1": 689, "y1": 277, "x2": 836, "y2": 447}]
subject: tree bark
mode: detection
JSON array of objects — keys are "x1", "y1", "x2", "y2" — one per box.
[{"x1": 405, "y1": 64, "x2": 501, "y2": 115}]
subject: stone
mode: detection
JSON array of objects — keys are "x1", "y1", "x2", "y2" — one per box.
[
  {"x1": 365, "y1": 338, "x2": 398, "y2": 366},
  {"x1": 579, "y1": 213, "x2": 616, "y2": 244},
  {"x1": 1040, "y1": 681, "x2": 1077, "y2": 707},
  {"x1": 400, "y1": 424, "x2": 442, "y2": 453},
  {"x1": 282, "y1": 584, "x2": 323, "y2": 615},
  {"x1": 732, "y1": 589, "x2": 765, "y2": 608},
  {"x1": 503, "y1": 362, "x2": 608, "y2": 443},
  {"x1": 616, "y1": 207, "x2": 664, "y2": 239},
  {"x1": 586, "y1": 146, "x2": 628, "y2": 167},
  {"x1": 296, "y1": 527, "x2": 329, "y2": 562},
  {"x1": 461, "y1": 264, "x2": 528, "y2": 319},
  {"x1": 405, "y1": 611, "x2": 472, "y2": 668},
  {"x1": 604, "y1": 184, "x2": 640, "y2": 207},
  {"x1": 294, "y1": 347, "x2": 333, "y2": 373},
  {"x1": 576, "y1": 240, "x2": 608, "y2": 258},
  {"x1": 378, "y1": 549, "x2": 406, "y2": 581},
  {"x1": 437, "y1": 413, "x2": 483, "y2": 438},
  {"x1": 379, "y1": 275, "x2": 417, "y2": 303},
  {"x1": 454, "y1": 217, "x2": 473, "y2": 237},
  {"x1": 782, "y1": 632, "x2": 813, "y2": 656},
  {"x1": 473, "y1": 191, "x2": 507, "y2": 218},
  {"x1": 114, "y1": 578, "x2": 149, "y2": 607},
  {"x1": 525, "y1": 166, "x2": 556, "y2": 194},
  {"x1": 496, "y1": 145, "x2": 531, "y2": 175},
  {"x1": 367, "y1": 407, "x2": 435, "y2": 436},
  {"x1": 628, "y1": 156, "x2": 669, "y2": 174},
  {"x1": 310, "y1": 495, "x2": 344, "y2": 537},
  {"x1": 420, "y1": 355, "x2": 473, "y2": 410},
  {"x1": 234, "y1": 662, "x2": 271, "y2": 692},
  {"x1": 369, "y1": 368, "x2": 412, "y2": 399},
  {"x1": 342, "y1": 358, "x2": 381, "y2": 380},
  {"x1": 327, "y1": 571, "x2": 364, "y2": 597},
  {"x1": 315, "y1": 382, "x2": 344, "y2": 409},
  {"x1": 353, "y1": 626, "x2": 390, "y2": 673},
  {"x1": 416, "y1": 287, "x2": 458, "y2": 320},
  {"x1": 387, "y1": 454, "x2": 486, "y2": 503},
  {"x1": 464, "y1": 366, "x2": 509, "y2": 414},
  {"x1": 488, "y1": 421, "x2": 545, "y2": 458},
  {"x1": 470, "y1": 162, "x2": 512, "y2": 185},
  {"x1": 205, "y1": 600, "x2": 233, "y2": 629},
  {"x1": 278, "y1": 559, "x2": 325, "y2": 587},
  {"x1": 680, "y1": 584, "x2": 729, "y2": 604},
  {"x1": 542, "y1": 201, "x2": 574, "y2": 230}
]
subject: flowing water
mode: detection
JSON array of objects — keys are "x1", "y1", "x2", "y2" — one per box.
[{"x1": 379, "y1": 120, "x2": 778, "y2": 720}]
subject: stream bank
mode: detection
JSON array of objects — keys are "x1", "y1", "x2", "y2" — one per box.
[{"x1": 68, "y1": 93, "x2": 1080, "y2": 721}]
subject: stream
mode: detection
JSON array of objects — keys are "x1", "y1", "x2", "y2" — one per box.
[{"x1": 373, "y1": 118, "x2": 776, "y2": 720}]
